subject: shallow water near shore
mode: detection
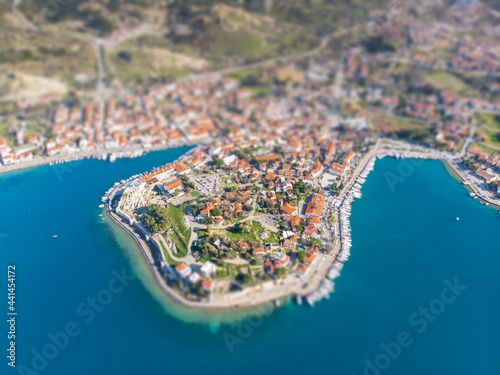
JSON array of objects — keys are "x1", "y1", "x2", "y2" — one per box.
[{"x1": 1, "y1": 151, "x2": 499, "y2": 375}]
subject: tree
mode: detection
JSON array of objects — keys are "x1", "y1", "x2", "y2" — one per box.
[
  {"x1": 206, "y1": 217, "x2": 215, "y2": 225},
  {"x1": 310, "y1": 237, "x2": 322, "y2": 249},
  {"x1": 297, "y1": 251, "x2": 307, "y2": 262},
  {"x1": 235, "y1": 150, "x2": 246, "y2": 159},
  {"x1": 325, "y1": 244, "x2": 334, "y2": 254},
  {"x1": 215, "y1": 159, "x2": 225, "y2": 167},
  {"x1": 140, "y1": 204, "x2": 169, "y2": 233},
  {"x1": 236, "y1": 273, "x2": 253, "y2": 285},
  {"x1": 212, "y1": 207, "x2": 222, "y2": 216},
  {"x1": 277, "y1": 267, "x2": 287, "y2": 279},
  {"x1": 239, "y1": 222, "x2": 251, "y2": 233},
  {"x1": 296, "y1": 225, "x2": 303, "y2": 233}
]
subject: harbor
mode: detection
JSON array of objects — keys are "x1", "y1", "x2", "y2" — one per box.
[{"x1": 300, "y1": 147, "x2": 497, "y2": 307}]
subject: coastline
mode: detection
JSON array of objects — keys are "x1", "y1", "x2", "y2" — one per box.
[
  {"x1": 8, "y1": 143, "x2": 498, "y2": 316},
  {"x1": 0, "y1": 142, "x2": 198, "y2": 176},
  {"x1": 106, "y1": 186, "x2": 299, "y2": 315},
  {"x1": 107, "y1": 146, "x2": 498, "y2": 314},
  {"x1": 442, "y1": 158, "x2": 500, "y2": 210}
]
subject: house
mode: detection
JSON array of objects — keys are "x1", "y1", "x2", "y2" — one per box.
[
  {"x1": 175, "y1": 262, "x2": 192, "y2": 279},
  {"x1": 476, "y1": 170, "x2": 497, "y2": 183},
  {"x1": 188, "y1": 272, "x2": 201, "y2": 284},
  {"x1": 265, "y1": 259, "x2": 276, "y2": 274},
  {"x1": 329, "y1": 163, "x2": 348, "y2": 177},
  {"x1": 214, "y1": 217, "x2": 225, "y2": 226},
  {"x1": 199, "y1": 203, "x2": 215, "y2": 219},
  {"x1": 305, "y1": 202, "x2": 323, "y2": 217},
  {"x1": 304, "y1": 226, "x2": 317, "y2": 236},
  {"x1": 272, "y1": 252, "x2": 290, "y2": 265},
  {"x1": 312, "y1": 193, "x2": 326, "y2": 203},
  {"x1": 200, "y1": 261, "x2": 216, "y2": 278},
  {"x1": 310, "y1": 216, "x2": 322, "y2": 225},
  {"x1": 281, "y1": 203, "x2": 298, "y2": 216},
  {"x1": 307, "y1": 246, "x2": 320, "y2": 254},
  {"x1": 253, "y1": 247, "x2": 266, "y2": 256},
  {"x1": 164, "y1": 179, "x2": 183, "y2": 194},
  {"x1": 290, "y1": 216, "x2": 301, "y2": 227},
  {"x1": 201, "y1": 278, "x2": 213, "y2": 292},
  {"x1": 283, "y1": 238, "x2": 297, "y2": 249},
  {"x1": 344, "y1": 151, "x2": 355, "y2": 164},
  {"x1": 305, "y1": 253, "x2": 317, "y2": 266},
  {"x1": 298, "y1": 264, "x2": 309, "y2": 275}
]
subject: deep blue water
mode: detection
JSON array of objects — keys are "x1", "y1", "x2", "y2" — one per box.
[{"x1": 1, "y1": 152, "x2": 499, "y2": 375}]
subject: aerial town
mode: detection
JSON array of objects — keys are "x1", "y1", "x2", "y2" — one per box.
[{"x1": 1, "y1": 0, "x2": 500, "y2": 307}]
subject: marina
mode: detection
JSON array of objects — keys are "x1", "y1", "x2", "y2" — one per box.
[
  {"x1": 300, "y1": 151, "x2": 469, "y2": 307},
  {"x1": 303, "y1": 156, "x2": 376, "y2": 306}
]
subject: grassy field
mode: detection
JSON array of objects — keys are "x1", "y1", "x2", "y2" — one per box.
[
  {"x1": 159, "y1": 239, "x2": 179, "y2": 266},
  {"x1": 475, "y1": 112, "x2": 500, "y2": 131},
  {"x1": 478, "y1": 130, "x2": 500, "y2": 148},
  {"x1": 215, "y1": 220, "x2": 279, "y2": 244},
  {"x1": 164, "y1": 203, "x2": 191, "y2": 257},
  {"x1": 241, "y1": 85, "x2": 271, "y2": 96},
  {"x1": 369, "y1": 115, "x2": 434, "y2": 142},
  {"x1": 470, "y1": 142, "x2": 496, "y2": 155},
  {"x1": 369, "y1": 115, "x2": 432, "y2": 130},
  {"x1": 424, "y1": 71, "x2": 468, "y2": 92},
  {"x1": 0, "y1": 21, "x2": 97, "y2": 100},
  {"x1": 190, "y1": 191, "x2": 202, "y2": 198},
  {"x1": 108, "y1": 47, "x2": 193, "y2": 84}
]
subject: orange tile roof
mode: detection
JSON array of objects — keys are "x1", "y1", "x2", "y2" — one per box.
[
  {"x1": 305, "y1": 253, "x2": 317, "y2": 264},
  {"x1": 281, "y1": 203, "x2": 298, "y2": 215},
  {"x1": 305, "y1": 202, "x2": 323, "y2": 216},
  {"x1": 165, "y1": 179, "x2": 182, "y2": 191}
]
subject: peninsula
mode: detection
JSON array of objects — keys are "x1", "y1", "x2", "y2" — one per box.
[{"x1": 103, "y1": 126, "x2": 499, "y2": 311}]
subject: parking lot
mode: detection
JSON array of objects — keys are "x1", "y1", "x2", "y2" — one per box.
[{"x1": 192, "y1": 174, "x2": 220, "y2": 195}]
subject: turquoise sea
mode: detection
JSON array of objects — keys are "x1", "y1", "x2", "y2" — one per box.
[{"x1": 1, "y1": 149, "x2": 499, "y2": 375}]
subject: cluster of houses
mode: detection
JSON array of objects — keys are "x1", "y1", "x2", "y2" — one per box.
[
  {"x1": 0, "y1": 57, "x2": 355, "y2": 167},
  {"x1": 466, "y1": 146, "x2": 500, "y2": 188},
  {"x1": 174, "y1": 260, "x2": 216, "y2": 293}
]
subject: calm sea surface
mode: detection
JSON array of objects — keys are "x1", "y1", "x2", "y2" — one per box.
[{"x1": 1, "y1": 151, "x2": 499, "y2": 375}]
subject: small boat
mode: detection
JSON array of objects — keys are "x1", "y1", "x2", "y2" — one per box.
[
  {"x1": 99, "y1": 204, "x2": 104, "y2": 208},
  {"x1": 53, "y1": 235, "x2": 58, "y2": 238},
  {"x1": 456, "y1": 217, "x2": 459, "y2": 221}
]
